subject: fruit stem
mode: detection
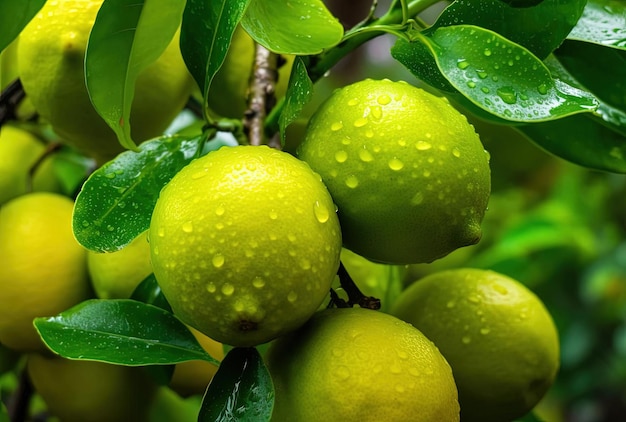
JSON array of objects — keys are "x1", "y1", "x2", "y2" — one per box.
[
  {"x1": 336, "y1": 262, "x2": 381, "y2": 310},
  {"x1": 6, "y1": 367, "x2": 34, "y2": 422},
  {"x1": 0, "y1": 78, "x2": 27, "y2": 126}
]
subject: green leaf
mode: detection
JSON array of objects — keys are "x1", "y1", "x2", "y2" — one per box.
[
  {"x1": 0, "y1": 0, "x2": 45, "y2": 52},
  {"x1": 403, "y1": 25, "x2": 598, "y2": 122},
  {"x1": 241, "y1": 0, "x2": 343, "y2": 54},
  {"x1": 199, "y1": 347, "x2": 274, "y2": 422},
  {"x1": 180, "y1": 0, "x2": 250, "y2": 119},
  {"x1": 86, "y1": 0, "x2": 185, "y2": 150},
  {"x1": 279, "y1": 57, "x2": 313, "y2": 146},
  {"x1": 567, "y1": 0, "x2": 626, "y2": 49},
  {"x1": 72, "y1": 134, "x2": 206, "y2": 253},
  {"x1": 429, "y1": 0, "x2": 586, "y2": 59},
  {"x1": 34, "y1": 299, "x2": 220, "y2": 367},
  {"x1": 130, "y1": 274, "x2": 172, "y2": 312}
]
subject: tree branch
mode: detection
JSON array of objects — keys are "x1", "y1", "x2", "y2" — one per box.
[{"x1": 244, "y1": 43, "x2": 279, "y2": 146}]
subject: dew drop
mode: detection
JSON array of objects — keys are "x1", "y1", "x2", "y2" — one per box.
[
  {"x1": 477, "y1": 70, "x2": 488, "y2": 79},
  {"x1": 452, "y1": 148, "x2": 461, "y2": 158},
  {"x1": 467, "y1": 80, "x2": 476, "y2": 88},
  {"x1": 206, "y1": 282, "x2": 216, "y2": 293},
  {"x1": 416, "y1": 141, "x2": 432, "y2": 151},
  {"x1": 106, "y1": 225, "x2": 115, "y2": 232},
  {"x1": 330, "y1": 121, "x2": 343, "y2": 131},
  {"x1": 388, "y1": 158, "x2": 404, "y2": 170},
  {"x1": 334, "y1": 150, "x2": 348, "y2": 163},
  {"x1": 287, "y1": 291, "x2": 298, "y2": 303},
  {"x1": 483, "y1": 48, "x2": 492, "y2": 56},
  {"x1": 105, "y1": 172, "x2": 116, "y2": 179},
  {"x1": 313, "y1": 201, "x2": 330, "y2": 223},
  {"x1": 377, "y1": 94, "x2": 391, "y2": 105},
  {"x1": 537, "y1": 83, "x2": 548, "y2": 95},
  {"x1": 358, "y1": 148, "x2": 374, "y2": 162},
  {"x1": 446, "y1": 300, "x2": 456, "y2": 309},
  {"x1": 182, "y1": 222, "x2": 193, "y2": 233},
  {"x1": 370, "y1": 106, "x2": 382, "y2": 119},
  {"x1": 353, "y1": 117, "x2": 368, "y2": 127},
  {"x1": 82, "y1": 220, "x2": 90, "y2": 227},
  {"x1": 496, "y1": 87, "x2": 517, "y2": 104},
  {"x1": 212, "y1": 254, "x2": 225, "y2": 268},
  {"x1": 221, "y1": 283, "x2": 234, "y2": 296},
  {"x1": 252, "y1": 277, "x2": 265, "y2": 288},
  {"x1": 492, "y1": 283, "x2": 508, "y2": 295},
  {"x1": 347, "y1": 98, "x2": 359, "y2": 106},
  {"x1": 269, "y1": 210, "x2": 278, "y2": 220},
  {"x1": 457, "y1": 59, "x2": 470, "y2": 69},
  {"x1": 462, "y1": 336, "x2": 472, "y2": 344},
  {"x1": 481, "y1": 87, "x2": 490, "y2": 94},
  {"x1": 411, "y1": 192, "x2": 424, "y2": 205},
  {"x1": 480, "y1": 327, "x2": 491, "y2": 335},
  {"x1": 345, "y1": 175, "x2": 359, "y2": 188},
  {"x1": 215, "y1": 205, "x2": 225, "y2": 216}
]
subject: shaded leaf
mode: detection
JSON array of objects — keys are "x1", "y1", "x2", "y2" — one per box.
[
  {"x1": 241, "y1": 0, "x2": 343, "y2": 54},
  {"x1": 429, "y1": 0, "x2": 586, "y2": 59},
  {"x1": 73, "y1": 134, "x2": 206, "y2": 253},
  {"x1": 180, "y1": 0, "x2": 250, "y2": 118},
  {"x1": 567, "y1": 0, "x2": 626, "y2": 49},
  {"x1": 199, "y1": 347, "x2": 273, "y2": 422},
  {"x1": 0, "y1": 0, "x2": 45, "y2": 52},
  {"x1": 279, "y1": 57, "x2": 313, "y2": 146},
  {"x1": 86, "y1": 0, "x2": 185, "y2": 150},
  {"x1": 130, "y1": 273, "x2": 172, "y2": 313},
  {"x1": 34, "y1": 299, "x2": 220, "y2": 366}
]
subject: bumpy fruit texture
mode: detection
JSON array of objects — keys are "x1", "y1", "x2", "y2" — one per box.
[
  {"x1": 27, "y1": 353, "x2": 157, "y2": 422},
  {"x1": 17, "y1": 0, "x2": 194, "y2": 164},
  {"x1": 0, "y1": 193, "x2": 91, "y2": 351},
  {"x1": 0, "y1": 124, "x2": 62, "y2": 205},
  {"x1": 391, "y1": 268, "x2": 560, "y2": 422},
  {"x1": 150, "y1": 145, "x2": 342, "y2": 347},
  {"x1": 266, "y1": 307, "x2": 460, "y2": 422},
  {"x1": 298, "y1": 78, "x2": 491, "y2": 265}
]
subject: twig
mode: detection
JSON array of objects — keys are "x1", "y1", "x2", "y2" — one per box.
[
  {"x1": 334, "y1": 262, "x2": 381, "y2": 310},
  {"x1": 7, "y1": 367, "x2": 33, "y2": 422},
  {"x1": 0, "y1": 79, "x2": 27, "y2": 126}
]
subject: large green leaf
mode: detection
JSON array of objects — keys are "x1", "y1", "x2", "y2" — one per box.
[
  {"x1": 34, "y1": 299, "x2": 220, "y2": 366},
  {"x1": 278, "y1": 57, "x2": 313, "y2": 146},
  {"x1": 72, "y1": 134, "x2": 206, "y2": 253},
  {"x1": 429, "y1": 0, "x2": 586, "y2": 59},
  {"x1": 567, "y1": 0, "x2": 626, "y2": 49},
  {"x1": 85, "y1": 0, "x2": 185, "y2": 150},
  {"x1": 394, "y1": 25, "x2": 598, "y2": 122},
  {"x1": 241, "y1": 0, "x2": 343, "y2": 54},
  {"x1": 180, "y1": 0, "x2": 250, "y2": 120},
  {"x1": 199, "y1": 347, "x2": 274, "y2": 422},
  {"x1": 0, "y1": 0, "x2": 45, "y2": 52}
]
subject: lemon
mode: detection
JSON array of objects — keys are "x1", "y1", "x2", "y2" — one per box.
[
  {"x1": 207, "y1": 26, "x2": 294, "y2": 119},
  {"x1": 150, "y1": 145, "x2": 342, "y2": 347},
  {"x1": 298, "y1": 78, "x2": 491, "y2": 265},
  {"x1": 87, "y1": 230, "x2": 152, "y2": 299},
  {"x1": 266, "y1": 307, "x2": 460, "y2": 421},
  {"x1": 169, "y1": 326, "x2": 224, "y2": 397},
  {"x1": 17, "y1": 0, "x2": 194, "y2": 164},
  {"x1": 0, "y1": 124, "x2": 62, "y2": 205},
  {"x1": 0, "y1": 193, "x2": 91, "y2": 351},
  {"x1": 27, "y1": 353, "x2": 157, "y2": 422},
  {"x1": 391, "y1": 268, "x2": 560, "y2": 422}
]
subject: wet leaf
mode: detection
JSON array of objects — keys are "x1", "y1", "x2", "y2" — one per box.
[
  {"x1": 199, "y1": 347, "x2": 273, "y2": 422},
  {"x1": 279, "y1": 57, "x2": 313, "y2": 146},
  {"x1": 567, "y1": 0, "x2": 626, "y2": 49},
  {"x1": 0, "y1": 0, "x2": 45, "y2": 52},
  {"x1": 130, "y1": 274, "x2": 172, "y2": 313}
]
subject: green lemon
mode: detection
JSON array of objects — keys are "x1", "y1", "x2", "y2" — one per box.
[
  {"x1": 149, "y1": 145, "x2": 342, "y2": 347},
  {"x1": 87, "y1": 230, "x2": 152, "y2": 299},
  {"x1": 0, "y1": 193, "x2": 91, "y2": 351},
  {"x1": 391, "y1": 268, "x2": 560, "y2": 422},
  {"x1": 27, "y1": 353, "x2": 157, "y2": 422},
  {"x1": 0, "y1": 124, "x2": 63, "y2": 205},
  {"x1": 298, "y1": 78, "x2": 491, "y2": 265},
  {"x1": 17, "y1": 0, "x2": 194, "y2": 164},
  {"x1": 266, "y1": 307, "x2": 460, "y2": 421}
]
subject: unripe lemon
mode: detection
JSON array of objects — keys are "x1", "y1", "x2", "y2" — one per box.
[
  {"x1": 298, "y1": 79, "x2": 491, "y2": 265},
  {"x1": 17, "y1": 0, "x2": 194, "y2": 164},
  {"x1": 150, "y1": 145, "x2": 342, "y2": 347},
  {"x1": 0, "y1": 124, "x2": 62, "y2": 205},
  {"x1": 266, "y1": 307, "x2": 460, "y2": 421},
  {"x1": 0, "y1": 193, "x2": 91, "y2": 351},
  {"x1": 27, "y1": 353, "x2": 157, "y2": 422},
  {"x1": 391, "y1": 268, "x2": 560, "y2": 422}
]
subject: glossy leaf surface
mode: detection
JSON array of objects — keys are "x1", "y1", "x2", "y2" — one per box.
[
  {"x1": 0, "y1": 0, "x2": 45, "y2": 52},
  {"x1": 279, "y1": 57, "x2": 313, "y2": 146},
  {"x1": 567, "y1": 0, "x2": 626, "y2": 49}
]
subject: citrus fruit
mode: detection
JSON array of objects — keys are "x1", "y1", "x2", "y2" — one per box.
[
  {"x1": 390, "y1": 268, "x2": 560, "y2": 422},
  {"x1": 0, "y1": 124, "x2": 62, "y2": 205},
  {"x1": 207, "y1": 26, "x2": 294, "y2": 119},
  {"x1": 17, "y1": 0, "x2": 194, "y2": 164},
  {"x1": 87, "y1": 230, "x2": 152, "y2": 299},
  {"x1": 149, "y1": 145, "x2": 342, "y2": 347},
  {"x1": 169, "y1": 326, "x2": 224, "y2": 397},
  {"x1": 297, "y1": 78, "x2": 491, "y2": 265},
  {"x1": 266, "y1": 307, "x2": 460, "y2": 421},
  {"x1": 27, "y1": 353, "x2": 157, "y2": 422},
  {"x1": 0, "y1": 193, "x2": 91, "y2": 351}
]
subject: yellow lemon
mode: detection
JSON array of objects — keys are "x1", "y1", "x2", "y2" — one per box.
[
  {"x1": 391, "y1": 268, "x2": 560, "y2": 422},
  {"x1": 298, "y1": 78, "x2": 491, "y2": 265},
  {"x1": 266, "y1": 307, "x2": 460, "y2": 421},
  {"x1": 0, "y1": 193, "x2": 91, "y2": 351},
  {"x1": 150, "y1": 145, "x2": 342, "y2": 347}
]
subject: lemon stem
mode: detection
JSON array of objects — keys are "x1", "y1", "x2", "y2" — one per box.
[
  {"x1": 336, "y1": 262, "x2": 381, "y2": 310},
  {"x1": 6, "y1": 368, "x2": 34, "y2": 422},
  {"x1": 0, "y1": 78, "x2": 27, "y2": 126}
]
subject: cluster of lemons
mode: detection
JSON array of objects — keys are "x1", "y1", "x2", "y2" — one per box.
[{"x1": 0, "y1": 1, "x2": 560, "y2": 421}]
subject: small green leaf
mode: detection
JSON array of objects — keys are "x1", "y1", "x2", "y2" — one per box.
[
  {"x1": 429, "y1": 0, "x2": 586, "y2": 59},
  {"x1": 130, "y1": 274, "x2": 172, "y2": 312},
  {"x1": 279, "y1": 57, "x2": 313, "y2": 146},
  {"x1": 411, "y1": 25, "x2": 598, "y2": 121},
  {"x1": 34, "y1": 299, "x2": 220, "y2": 366},
  {"x1": 181, "y1": 0, "x2": 251, "y2": 119},
  {"x1": 568, "y1": 0, "x2": 626, "y2": 49},
  {"x1": 199, "y1": 347, "x2": 274, "y2": 422},
  {"x1": 0, "y1": 0, "x2": 45, "y2": 52},
  {"x1": 86, "y1": 0, "x2": 185, "y2": 150},
  {"x1": 72, "y1": 134, "x2": 206, "y2": 253},
  {"x1": 241, "y1": 0, "x2": 343, "y2": 54}
]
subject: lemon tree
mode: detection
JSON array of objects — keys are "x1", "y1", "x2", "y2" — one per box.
[
  {"x1": 150, "y1": 145, "x2": 342, "y2": 347},
  {"x1": 298, "y1": 79, "x2": 491, "y2": 265},
  {"x1": 266, "y1": 307, "x2": 459, "y2": 421},
  {"x1": 391, "y1": 268, "x2": 560, "y2": 422}
]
